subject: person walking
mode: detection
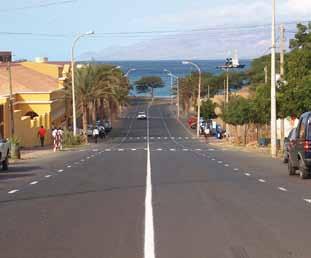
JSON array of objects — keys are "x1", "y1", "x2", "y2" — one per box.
[
  {"x1": 52, "y1": 127, "x2": 59, "y2": 152},
  {"x1": 57, "y1": 127, "x2": 64, "y2": 151},
  {"x1": 204, "y1": 126, "x2": 210, "y2": 144},
  {"x1": 93, "y1": 127, "x2": 99, "y2": 144},
  {"x1": 38, "y1": 126, "x2": 46, "y2": 147}
]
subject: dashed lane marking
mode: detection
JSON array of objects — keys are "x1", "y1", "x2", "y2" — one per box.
[
  {"x1": 258, "y1": 179, "x2": 266, "y2": 183},
  {"x1": 217, "y1": 161, "x2": 223, "y2": 164},
  {"x1": 245, "y1": 173, "x2": 251, "y2": 177},
  {"x1": 8, "y1": 189, "x2": 19, "y2": 194},
  {"x1": 304, "y1": 199, "x2": 311, "y2": 204},
  {"x1": 29, "y1": 181, "x2": 39, "y2": 185},
  {"x1": 224, "y1": 164, "x2": 229, "y2": 167},
  {"x1": 105, "y1": 149, "x2": 111, "y2": 152},
  {"x1": 170, "y1": 148, "x2": 176, "y2": 151},
  {"x1": 212, "y1": 158, "x2": 216, "y2": 161},
  {"x1": 183, "y1": 149, "x2": 189, "y2": 151},
  {"x1": 45, "y1": 175, "x2": 52, "y2": 178},
  {"x1": 118, "y1": 149, "x2": 124, "y2": 152},
  {"x1": 234, "y1": 168, "x2": 239, "y2": 171},
  {"x1": 278, "y1": 187, "x2": 288, "y2": 192},
  {"x1": 157, "y1": 148, "x2": 163, "y2": 151},
  {"x1": 131, "y1": 148, "x2": 137, "y2": 151},
  {"x1": 67, "y1": 165, "x2": 72, "y2": 168},
  {"x1": 58, "y1": 169, "x2": 64, "y2": 172}
]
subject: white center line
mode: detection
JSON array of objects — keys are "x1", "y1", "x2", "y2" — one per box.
[
  {"x1": 144, "y1": 106, "x2": 156, "y2": 258},
  {"x1": 170, "y1": 148, "x2": 176, "y2": 151},
  {"x1": 183, "y1": 149, "x2": 189, "y2": 151},
  {"x1": 258, "y1": 179, "x2": 266, "y2": 183},
  {"x1": 8, "y1": 189, "x2": 19, "y2": 194},
  {"x1": 157, "y1": 148, "x2": 163, "y2": 151},
  {"x1": 245, "y1": 173, "x2": 251, "y2": 177},
  {"x1": 30, "y1": 181, "x2": 38, "y2": 185},
  {"x1": 131, "y1": 148, "x2": 137, "y2": 151},
  {"x1": 278, "y1": 187, "x2": 288, "y2": 192},
  {"x1": 45, "y1": 175, "x2": 52, "y2": 178}
]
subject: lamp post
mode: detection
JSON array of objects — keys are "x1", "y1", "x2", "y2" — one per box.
[
  {"x1": 71, "y1": 30, "x2": 94, "y2": 136},
  {"x1": 164, "y1": 69, "x2": 179, "y2": 119},
  {"x1": 271, "y1": 0, "x2": 277, "y2": 157},
  {"x1": 182, "y1": 61, "x2": 201, "y2": 137}
]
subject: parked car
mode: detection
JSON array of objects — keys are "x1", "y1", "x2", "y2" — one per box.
[
  {"x1": 0, "y1": 137, "x2": 10, "y2": 171},
  {"x1": 288, "y1": 112, "x2": 311, "y2": 179},
  {"x1": 137, "y1": 112, "x2": 147, "y2": 120},
  {"x1": 283, "y1": 128, "x2": 296, "y2": 163}
]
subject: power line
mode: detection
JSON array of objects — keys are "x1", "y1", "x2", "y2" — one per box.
[{"x1": 0, "y1": 0, "x2": 77, "y2": 12}]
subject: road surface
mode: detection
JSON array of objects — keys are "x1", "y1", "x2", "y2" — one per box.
[{"x1": 0, "y1": 99, "x2": 311, "y2": 258}]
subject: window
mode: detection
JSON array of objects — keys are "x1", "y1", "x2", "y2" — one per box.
[{"x1": 299, "y1": 116, "x2": 307, "y2": 139}]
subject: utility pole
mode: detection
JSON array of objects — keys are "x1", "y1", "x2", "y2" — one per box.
[
  {"x1": 271, "y1": 0, "x2": 277, "y2": 158},
  {"x1": 264, "y1": 65, "x2": 268, "y2": 84},
  {"x1": 208, "y1": 84, "x2": 210, "y2": 100},
  {"x1": 223, "y1": 79, "x2": 226, "y2": 103},
  {"x1": 7, "y1": 62, "x2": 14, "y2": 137},
  {"x1": 226, "y1": 69, "x2": 229, "y2": 103},
  {"x1": 280, "y1": 24, "x2": 286, "y2": 152}
]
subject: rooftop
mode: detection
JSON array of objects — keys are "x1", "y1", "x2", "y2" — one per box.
[{"x1": 0, "y1": 63, "x2": 59, "y2": 97}]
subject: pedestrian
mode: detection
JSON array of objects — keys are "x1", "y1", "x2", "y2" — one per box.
[
  {"x1": 92, "y1": 127, "x2": 99, "y2": 144},
  {"x1": 38, "y1": 125, "x2": 46, "y2": 147},
  {"x1": 52, "y1": 127, "x2": 59, "y2": 152},
  {"x1": 57, "y1": 127, "x2": 64, "y2": 151},
  {"x1": 204, "y1": 126, "x2": 210, "y2": 143}
]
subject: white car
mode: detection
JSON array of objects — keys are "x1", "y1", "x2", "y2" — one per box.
[
  {"x1": 0, "y1": 137, "x2": 10, "y2": 171},
  {"x1": 137, "y1": 112, "x2": 147, "y2": 120}
]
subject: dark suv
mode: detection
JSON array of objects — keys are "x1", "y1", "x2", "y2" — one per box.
[{"x1": 288, "y1": 112, "x2": 311, "y2": 179}]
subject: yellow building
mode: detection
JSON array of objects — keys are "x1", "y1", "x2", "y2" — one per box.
[{"x1": 0, "y1": 61, "x2": 71, "y2": 147}]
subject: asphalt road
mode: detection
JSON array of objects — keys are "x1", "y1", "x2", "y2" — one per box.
[{"x1": 1, "y1": 99, "x2": 311, "y2": 258}]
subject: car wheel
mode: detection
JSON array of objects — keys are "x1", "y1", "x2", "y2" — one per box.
[
  {"x1": 288, "y1": 159, "x2": 296, "y2": 176},
  {"x1": 299, "y1": 159, "x2": 309, "y2": 179},
  {"x1": 2, "y1": 155, "x2": 8, "y2": 171}
]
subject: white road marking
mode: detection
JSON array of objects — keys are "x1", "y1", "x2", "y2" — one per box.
[
  {"x1": 144, "y1": 137, "x2": 147, "y2": 140},
  {"x1": 304, "y1": 199, "x2": 311, "y2": 204},
  {"x1": 171, "y1": 137, "x2": 175, "y2": 139},
  {"x1": 185, "y1": 137, "x2": 189, "y2": 140},
  {"x1": 67, "y1": 165, "x2": 72, "y2": 168},
  {"x1": 212, "y1": 158, "x2": 216, "y2": 161},
  {"x1": 150, "y1": 137, "x2": 154, "y2": 140},
  {"x1": 157, "y1": 148, "x2": 163, "y2": 151},
  {"x1": 208, "y1": 148, "x2": 215, "y2": 151},
  {"x1": 245, "y1": 173, "x2": 251, "y2": 177},
  {"x1": 158, "y1": 137, "x2": 161, "y2": 139},
  {"x1": 118, "y1": 149, "x2": 124, "y2": 151},
  {"x1": 258, "y1": 179, "x2": 266, "y2": 183},
  {"x1": 164, "y1": 137, "x2": 168, "y2": 140},
  {"x1": 183, "y1": 149, "x2": 189, "y2": 151},
  {"x1": 130, "y1": 137, "x2": 133, "y2": 140},
  {"x1": 81, "y1": 159, "x2": 85, "y2": 162},
  {"x1": 45, "y1": 175, "x2": 52, "y2": 178},
  {"x1": 195, "y1": 149, "x2": 202, "y2": 151},
  {"x1": 131, "y1": 148, "x2": 137, "y2": 151},
  {"x1": 278, "y1": 187, "x2": 288, "y2": 192},
  {"x1": 8, "y1": 189, "x2": 19, "y2": 194},
  {"x1": 224, "y1": 164, "x2": 229, "y2": 167},
  {"x1": 58, "y1": 169, "x2": 64, "y2": 172},
  {"x1": 30, "y1": 181, "x2": 38, "y2": 185},
  {"x1": 105, "y1": 149, "x2": 111, "y2": 152},
  {"x1": 178, "y1": 137, "x2": 182, "y2": 139},
  {"x1": 144, "y1": 148, "x2": 148, "y2": 151},
  {"x1": 170, "y1": 148, "x2": 176, "y2": 151},
  {"x1": 92, "y1": 149, "x2": 98, "y2": 152},
  {"x1": 144, "y1": 106, "x2": 156, "y2": 258},
  {"x1": 137, "y1": 137, "x2": 140, "y2": 139},
  {"x1": 234, "y1": 168, "x2": 239, "y2": 171},
  {"x1": 218, "y1": 161, "x2": 223, "y2": 164}
]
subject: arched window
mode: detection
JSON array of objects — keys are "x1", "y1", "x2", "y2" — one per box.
[{"x1": 25, "y1": 111, "x2": 39, "y2": 119}]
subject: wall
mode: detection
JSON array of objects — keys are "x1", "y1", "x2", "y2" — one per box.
[
  {"x1": 14, "y1": 110, "x2": 52, "y2": 147},
  {"x1": 21, "y1": 62, "x2": 62, "y2": 79}
]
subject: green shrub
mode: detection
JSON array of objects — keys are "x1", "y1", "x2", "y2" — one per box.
[{"x1": 62, "y1": 129, "x2": 83, "y2": 146}]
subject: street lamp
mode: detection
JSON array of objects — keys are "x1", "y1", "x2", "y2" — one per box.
[
  {"x1": 164, "y1": 69, "x2": 174, "y2": 105},
  {"x1": 271, "y1": 0, "x2": 277, "y2": 157},
  {"x1": 71, "y1": 30, "x2": 95, "y2": 136},
  {"x1": 182, "y1": 61, "x2": 201, "y2": 137},
  {"x1": 124, "y1": 68, "x2": 136, "y2": 77},
  {"x1": 164, "y1": 69, "x2": 180, "y2": 119}
]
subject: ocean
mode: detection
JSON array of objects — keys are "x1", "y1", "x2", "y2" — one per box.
[{"x1": 103, "y1": 60, "x2": 251, "y2": 97}]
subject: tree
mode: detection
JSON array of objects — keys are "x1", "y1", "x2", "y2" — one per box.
[
  {"x1": 135, "y1": 76, "x2": 164, "y2": 97},
  {"x1": 200, "y1": 99, "x2": 216, "y2": 120}
]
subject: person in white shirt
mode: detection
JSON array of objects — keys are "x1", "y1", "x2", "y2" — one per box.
[{"x1": 93, "y1": 127, "x2": 99, "y2": 144}]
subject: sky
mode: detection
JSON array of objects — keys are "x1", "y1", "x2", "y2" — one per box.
[{"x1": 1, "y1": 0, "x2": 311, "y2": 61}]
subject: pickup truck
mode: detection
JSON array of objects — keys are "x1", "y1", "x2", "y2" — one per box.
[{"x1": 0, "y1": 137, "x2": 10, "y2": 171}]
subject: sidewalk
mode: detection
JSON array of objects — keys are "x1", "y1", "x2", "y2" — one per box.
[{"x1": 177, "y1": 115, "x2": 278, "y2": 159}]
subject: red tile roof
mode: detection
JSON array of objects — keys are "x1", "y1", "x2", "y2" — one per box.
[{"x1": 0, "y1": 63, "x2": 58, "y2": 96}]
